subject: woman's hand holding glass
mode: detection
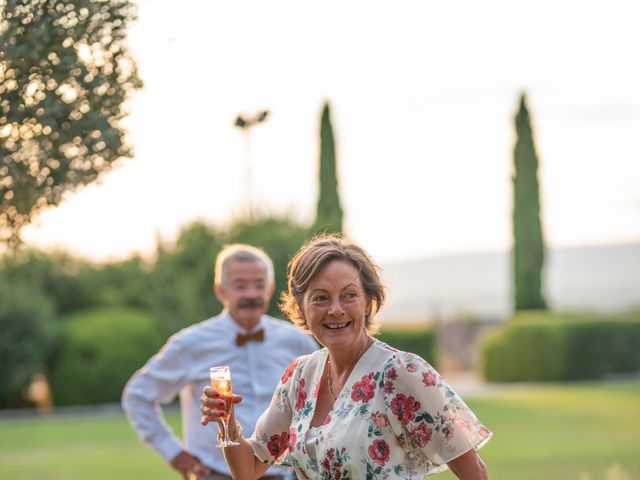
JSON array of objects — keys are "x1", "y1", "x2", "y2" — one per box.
[{"x1": 202, "y1": 366, "x2": 243, "y2": 447}]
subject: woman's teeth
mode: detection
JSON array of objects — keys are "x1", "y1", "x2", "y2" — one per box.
[{"x1": 325, "y1": 323, "x2": 349, "y2": 330}]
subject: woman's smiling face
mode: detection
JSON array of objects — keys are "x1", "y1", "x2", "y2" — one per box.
[{"x1": 301, "y1": 259, "x2": 370, "y2": 351}]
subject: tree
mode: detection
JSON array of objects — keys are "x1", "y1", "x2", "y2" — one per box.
[
  {"x1": 0, "y1": 0, "x2": 142, "y2": 248},
  {"x1": 312, "y1": 101, "x2": 343, "y2": 235},
  {"x1": 145, "y1": 222, "x2": 222, "y2": 335},
  {"x1": 512, "y1": 92, "x2": 547, "y2": 311},
  {"x1": 0, "y1": 278, "x2": 55, "y2": 408},
  {"x1": 227, "y1": 216, "x2": 308, "y2": 318},
  {"x1": 48, "y1": 307, "x2": 164, "y2": 406},
  {"x1": 0, "y1": 248, "x2": 88, "y2": 314}
]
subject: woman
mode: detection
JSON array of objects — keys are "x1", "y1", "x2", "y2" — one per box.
[{"x1": 201, "y1": 235, "x2": 492, "y2": 479}]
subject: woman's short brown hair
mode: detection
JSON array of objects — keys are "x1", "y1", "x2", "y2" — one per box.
[{"x1": 280, "y1": 234, "x2": 386, "y2": 334}]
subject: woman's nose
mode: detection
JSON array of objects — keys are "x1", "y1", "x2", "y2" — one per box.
[{"x1": 327, "y1": 297, "x2": 345, "y2": 316}]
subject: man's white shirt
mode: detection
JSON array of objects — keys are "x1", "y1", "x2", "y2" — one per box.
[{"x1": 122, "y1": 312, "x2": 318, "y2": 476}]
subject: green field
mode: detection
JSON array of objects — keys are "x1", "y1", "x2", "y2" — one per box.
[{"x1": 0, "y1": 381, "x2": 638, "y2": 480}]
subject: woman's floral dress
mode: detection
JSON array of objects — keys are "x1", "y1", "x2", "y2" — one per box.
[{"x1": 247, "y1": 339, "x2": 492, "y2": 479}]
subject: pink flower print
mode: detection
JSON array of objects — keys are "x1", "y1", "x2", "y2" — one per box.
[
  {"x1": 411, "y1": 423, "x2": 433, "y2": 447},
  {"x1": 281, "y1": 359, "x2": 298, "y2": 383},
  {"x1": 368, "y1": 439, "x2": 390, "y2": 466},
  {"x1": 267, "y1": 432, "x2": 289, "y2": 460},
  {"x1": 351, "y1": 373, "x2": 376, "y2": 403},
  {"x1": 439, "y1": 415, "x2": 455, "y2": 441},
  {"x1": 390, "y1": 393, "x2": 421, "y2": 425},
  {"x1": 295, "y1": 378, "x2": 307, "y2": 410},
  {"x1": 383, "y1": 380, "x2": 395, "y2": 394},
  {"x1": 385, "y1": 367, "x2": 398, "y2": 381},
  {"x1": 422, "y1": 370, "x2": 437, "y2": 387},
  {"x1": 371, "y1": 411, "x2": 390, "y2": 428},
  {"x1": 445, "y1": 419, "x2": 455, "y2": 441},
  {"x1": 406, "y1": 363, "x2": 418, "y2": 373},
  {"x1": 288, "y1": 427, "x2": 297, "y2": 451}
]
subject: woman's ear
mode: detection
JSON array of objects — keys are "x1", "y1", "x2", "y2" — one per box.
[{"x1": 365, "y1": 298, "x2": 373, "y2": 319}]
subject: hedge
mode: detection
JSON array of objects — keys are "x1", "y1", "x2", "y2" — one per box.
[
  {"x1": 482, "y1": 311, "x2": 640, "y2": 382},
  {"x1": 0, "y1": 281, "x2": 55, "y2": 408},
  {"x1": 48, "y1": 308, "x2": 164, "y2": 406},
  {"x1": 376, "y1": 327, "x2": 437, "y2": 367}
]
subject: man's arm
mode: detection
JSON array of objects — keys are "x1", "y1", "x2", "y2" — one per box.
[{"x1": 121, "y1": 335, "x2": 196, "y2": 472}]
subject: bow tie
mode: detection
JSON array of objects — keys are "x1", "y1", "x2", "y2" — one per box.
[{"x1": 236, "y1": 329, "x2": 265, "y2": 346}]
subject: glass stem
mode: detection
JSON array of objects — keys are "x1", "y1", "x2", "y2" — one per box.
[{"x1": 221, "y1": 419, "x2": 231, "y2": 443}]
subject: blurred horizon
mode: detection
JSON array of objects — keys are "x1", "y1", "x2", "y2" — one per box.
[{"x1": 378, "y1": 241, "x2": 640, "y2": 324}]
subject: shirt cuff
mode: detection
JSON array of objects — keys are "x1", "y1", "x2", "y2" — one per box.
[{"x1": 151, "y1": 434, "x2": 185, "y2": 463}]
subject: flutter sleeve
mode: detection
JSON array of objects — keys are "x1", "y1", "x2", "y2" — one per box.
[
  {"x1": 246, "y1": 356, "x2": 301, "y2": 465},
  {"x1": 383, "y1": 352, "x2": 492, "y2": 475}
]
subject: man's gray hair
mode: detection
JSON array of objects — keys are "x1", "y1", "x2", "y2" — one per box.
[{"x1": 214, "y1": 244, "x2": 274, "y2": 286}]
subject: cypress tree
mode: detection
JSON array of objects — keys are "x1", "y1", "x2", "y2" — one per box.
[
  {"x1": 312, "y1": 101, "x2": 344, "y2": 235},
  {"x1": 512, "y1": 92, "x2": 547, "y2": 311}
]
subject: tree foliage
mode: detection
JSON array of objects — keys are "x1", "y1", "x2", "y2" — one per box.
[
  {"x1": 0, "y1": 0, "x2": 142, "y2": 248},
  {"x1": 0, "y1": 278, "x2": 54, "y2": 408},
  {"x1": 512, "y1": 92, "x2": 547, "y2": 311},
  {"x1": 0, "y1": 216, "x2": 312, "y2": 407},
  {"x1": 0, "y1": 248, "x2": 90, "y2": 313},
  {"x1": 312, "y1": 101, "x2": 343, "y2": 235},
  {"x1": 48, "y1": 307, "x2": 164, "y2": 406},
  {"x1": 144, "y1": 222, "x2": 222, "y2": 335},
  {"x1": 145, "y1": 217, "x2": 309, "y2": 335},
  {"x1": 227, "y1": 216, "x2": 309, "y2": 317}
]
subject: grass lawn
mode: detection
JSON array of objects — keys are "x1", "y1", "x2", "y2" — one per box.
[
  {"x1": 438, "y1": 380, "x2": 640, "y2": 480},
  {"x1": 0, "y1": 381, "x2": 638, "y2": 480}
]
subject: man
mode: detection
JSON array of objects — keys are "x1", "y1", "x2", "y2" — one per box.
[{"x1": 122, "y1": 244, "x2": 318, "y2": 480}]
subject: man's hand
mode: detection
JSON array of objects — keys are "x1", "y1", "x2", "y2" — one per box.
[{"x1": 170, "y1": 451, "x2": 213, "y2": 480}]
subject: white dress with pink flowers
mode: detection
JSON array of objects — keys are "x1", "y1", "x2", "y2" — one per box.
[{"x1": 247, "y1": 339, "x2": 492, "y2": 479}]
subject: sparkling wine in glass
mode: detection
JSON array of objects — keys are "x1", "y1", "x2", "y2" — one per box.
[{"x1": 210, "y1": 366, "x2": 240, "y2": 447}]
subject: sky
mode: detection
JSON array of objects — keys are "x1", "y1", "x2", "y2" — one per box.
[{"x1": 20, "y1": 0, "x2": 640, "y2": 264}]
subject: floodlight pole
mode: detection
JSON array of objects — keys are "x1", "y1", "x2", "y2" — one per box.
[{"x1": 234, "y1": 110, "x2": 269, "y2": 222}]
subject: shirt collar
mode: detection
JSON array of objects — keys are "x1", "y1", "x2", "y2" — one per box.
[{"x1": 222, "y1": 310, "x2": 266, "y2": 334}]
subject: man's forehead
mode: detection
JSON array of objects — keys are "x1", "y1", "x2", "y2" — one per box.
[{"x1": 226, "y1": 259, "x2": 268, "y2": 277}]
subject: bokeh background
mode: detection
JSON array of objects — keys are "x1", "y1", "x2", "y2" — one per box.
[{"x1": 1, "y1": 1, "x2": 639, "y2": 479}]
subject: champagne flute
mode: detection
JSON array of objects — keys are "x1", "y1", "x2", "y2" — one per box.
[{"x1": 209, "y1": 366, "x2": 240, "y2": 447}]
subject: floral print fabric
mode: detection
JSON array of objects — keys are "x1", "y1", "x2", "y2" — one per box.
[{"x1": 247, "y1": 340, "x2": 492, "y2": 479}]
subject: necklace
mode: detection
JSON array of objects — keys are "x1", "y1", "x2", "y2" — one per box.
[
  {"x1": 326, "y1": 337, "x2": 373, "y2": 401},
  {"x1": 326, "y1": 358, "x2": 338, "y2": 400}
]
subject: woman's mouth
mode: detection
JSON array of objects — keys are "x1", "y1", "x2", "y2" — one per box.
[{"x1": 324, "y1": 322, "x2": 350, "y2": 330}]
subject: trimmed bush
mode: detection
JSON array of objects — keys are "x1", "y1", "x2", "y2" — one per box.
[
  {"x1": 376, "y1": 328, "x2": 437, "y2": 367},
  {"x1": 0, "y1": 280, "x2": 55, "y2": 408},
  {"x1": 48, "y1": 308, "x2": 164, "y2": 406},
  {"x1": 482, "y1": 311, "x2": 640, "y2": 382}
]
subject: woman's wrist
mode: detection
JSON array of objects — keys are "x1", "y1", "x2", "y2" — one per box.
[{"x1": 217, "y1": 421, "x2": 243, "y2": 443}]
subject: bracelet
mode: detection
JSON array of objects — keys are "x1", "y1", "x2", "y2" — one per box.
[{"x1": 217, "y1": 422, "x2": 243, "y2": 443}]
